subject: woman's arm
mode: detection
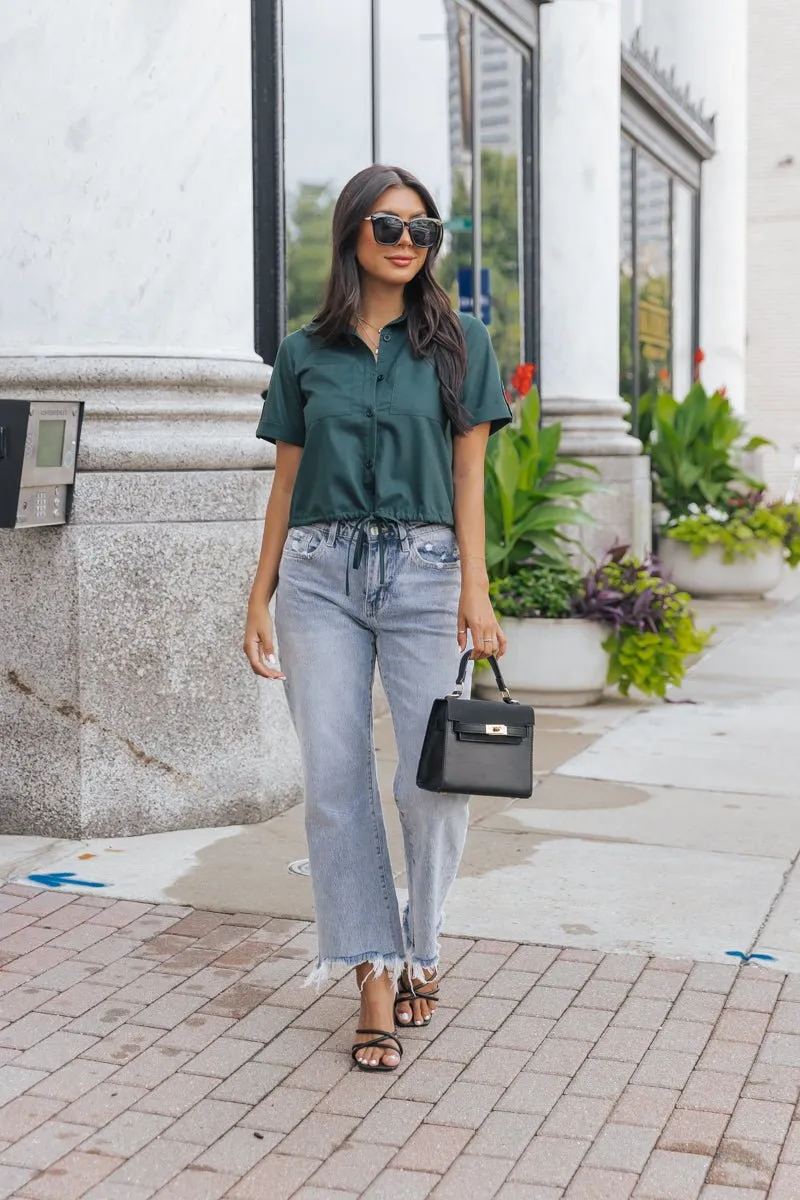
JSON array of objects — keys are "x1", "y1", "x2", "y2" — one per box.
[
  {"x1": 453, "y1": 424, "x2": 507, "y2": 660},
  {"x1": 243, "y1": 441, "x2": 303, "y2": 679}
]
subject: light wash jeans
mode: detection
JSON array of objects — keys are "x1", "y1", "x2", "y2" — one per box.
[{"x1": 275, "y1": 518, "x2": 471, "y2": 987}]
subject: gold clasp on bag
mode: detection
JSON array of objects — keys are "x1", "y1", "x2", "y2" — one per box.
[{"x1": 485, "y1": 723, "x2": 508, "y2": 736}]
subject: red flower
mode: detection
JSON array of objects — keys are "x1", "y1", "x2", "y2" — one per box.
[
  {"x1": 718, "y1": 385, "x2": 727, "y2": 398},
  {"x1": 658, "y1": 368, "x2": 670, "y2": 383},
  {"x1": 693, "y1": 348, "x2": 705, "y2": 365},
  {"x1": 511, "y1": 362, "x2": 536, "y2": 396}
]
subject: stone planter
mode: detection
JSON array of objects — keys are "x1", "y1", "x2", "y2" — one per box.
[
  {"x1": 477, "y1": 616, "x2": 610, "y2": 707},
  {"x1": 659, "y1": 536, "x2": 784, "y2": 598}
]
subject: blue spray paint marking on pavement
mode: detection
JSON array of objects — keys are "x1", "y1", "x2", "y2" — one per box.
[
  {"x1": 26, "y1": 872, "x2": 109, "y2": 890},
  {"x1": 725, "y1": 950, "x2": 776, "y2": 963}
]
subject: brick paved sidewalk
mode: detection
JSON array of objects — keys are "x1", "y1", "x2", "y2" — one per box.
[{"x1": 1, "y1": 886, "x2": 799, "y2": 1199}]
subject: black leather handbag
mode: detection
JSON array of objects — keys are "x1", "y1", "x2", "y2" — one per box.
[{"x1": 416, "y1": 650, "x2": 534, "y2": 798}]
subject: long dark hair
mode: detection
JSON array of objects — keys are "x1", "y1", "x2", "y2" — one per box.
[{"x1": 312, "y1": 164, "x2": 471, "y2": 435}]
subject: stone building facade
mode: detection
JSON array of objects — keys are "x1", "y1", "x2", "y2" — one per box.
[{"x1": 1, "y1": 0, "x2": 756, "y2": 837}]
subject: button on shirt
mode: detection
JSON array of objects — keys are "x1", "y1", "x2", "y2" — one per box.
[{"x1": 256, "y1": 311, "x2": 512, "y2": 528}]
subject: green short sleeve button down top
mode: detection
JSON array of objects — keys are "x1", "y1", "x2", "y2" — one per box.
[{"x1": 256, "y1": 310, "x2": 512, "y2": 529}]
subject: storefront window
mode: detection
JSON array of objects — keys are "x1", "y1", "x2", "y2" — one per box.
[
  {"x1": 274, "y1": 0, "x2": 535, "y2": 369},
  {"x1": 377, "y1": 0, "x2": 473, "y2": 316},
  {"x1": 636, "y1": 153, "x2": 671, "y2": 398},
  {"x1": 619, "y1": 139, "x2": 698, "y2": 429},
  {"x1": 283, "y1": 0, "x2": 372, "y2": 331},
  {"x1": 478, "y1": 21, "x2": 524, "y2": 384}
]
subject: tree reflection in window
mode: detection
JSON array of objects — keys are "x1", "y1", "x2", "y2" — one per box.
[
  {"x1": 478, "y1": 21, "x2": 524, "y2": 385},
  {"x1": 287, "y1": 183, "x2": 336, "y2": 332},
  {"x1": 282, "y1": 0, "x2": 529, "y2": 375},
  {"x1": 283, "y1": 0, "x2": 371, "y2": 331}
]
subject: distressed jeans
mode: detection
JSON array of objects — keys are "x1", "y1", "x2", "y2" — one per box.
[{"x1": 275, "y1": 518, "x2": 471, "y2": 986}]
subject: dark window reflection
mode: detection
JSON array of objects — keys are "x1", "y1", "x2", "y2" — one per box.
[
  {"x1": 283, "y1": 0, "x2": 372, "y2": 331},
  {"x1": 636, "y1": 153, "x2": 672, "y2": 399},
  {"x1": 619, "y1": 142, "x2": 700, "y2": 426},
  {"x1": 620, "y1": 140, "x2": 635, "y2": 416},
  {"x1": 478, "y1": 21, "x2": 524, "y2": 385},
  {"x1": 377, "y1": 0, "x2": 473, "y2": 313}
]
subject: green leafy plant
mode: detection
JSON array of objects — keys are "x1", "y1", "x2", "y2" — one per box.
[
  {"x1": 486, "y1": 554, "x2": 711, "y2": 699},
  {"x1": 768, "y1": 501, "x2": 800, "y2": 568},
  {"x1": 574, "y1": 556, "x2": 712, "y2": 698},
  {"x1": 484, "y1": 378, "x2": 607, "y2": 577},
  {"x1": 638, "y1": 382, "x2": 771, "y2": 519},
  {"x1": 665, "y1": 507, "x2": 788, "y2": 563},
  {"x1": 489, "y1": 564, "x2": 583, "y2": 619}
]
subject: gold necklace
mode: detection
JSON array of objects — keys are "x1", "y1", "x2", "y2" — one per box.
[
  {"x1": 358, "y1": 316, "x2": 383, "y2": 335},
  {"x1": 357, "y1": 318, "x2": 381, "y2": 360}
]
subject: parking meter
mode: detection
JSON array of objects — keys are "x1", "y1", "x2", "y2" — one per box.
[{"x1": 0, "y1": 399, "x2": 84, "y2": 528}]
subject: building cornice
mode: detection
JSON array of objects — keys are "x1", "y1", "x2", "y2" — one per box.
[{"x1": 622, "y1": 29, "x2": 716, "y2": 161}]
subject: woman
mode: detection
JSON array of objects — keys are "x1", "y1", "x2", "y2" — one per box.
[{"x1": 244, "y1": 164, "x2": 511, "y2": 1071}]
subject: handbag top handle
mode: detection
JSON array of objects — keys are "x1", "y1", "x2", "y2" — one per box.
[{"x1": 452, "y1": 650, "x2": 518, "y2": 705}]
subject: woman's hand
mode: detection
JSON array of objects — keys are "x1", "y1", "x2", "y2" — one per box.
[
  {"x1": 457, "y1": 582, "x2": 507, "y2": 661},
  {"x1": 243, "y1": 602, "x2": 285, "y2": 680}
]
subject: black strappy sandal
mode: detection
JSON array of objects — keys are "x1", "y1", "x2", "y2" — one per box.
[
  {"x1": 351, "y1": 1028, "x2": 403, "y2": 1072},
  {"x1": 394, "y1": 968, "x2": 440, "y2": 1027}
]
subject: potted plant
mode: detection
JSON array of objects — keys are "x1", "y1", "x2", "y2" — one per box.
[
  {"x1": 638, "y1": 379, "x2": 785, "y2": 596},
  {"x1": 660, "y1": 496, "x2": 800, "y2": 597},
  {"x1": 486, "y1": 564, "x2": 610, "y2": 706},
  {"x1": 638, "y1": 380, "x2": 770, "y2": 523},
  {"x1": 484, "y1": 366, "x2": 606, "y2": 573},
  {"x1": 484, "y1": 553, "x2": 711, "y2": 706},
  {"x1": 576, "y1": 553, "x2": 712, "y2": 698},
  {"x1": 478, "y1": 365, "x2": 610, "y2": 704}
]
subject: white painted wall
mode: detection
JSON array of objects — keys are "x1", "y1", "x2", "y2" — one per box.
[
  {"x1": 747, "y1": 0, "x2": 800, "y2": 496},
  {"x1": 0, "y1": 0, "x2": 256, "y2": 358},
  {"x1": 638, "y1": 0, "x2": 748, "y2": 413}
]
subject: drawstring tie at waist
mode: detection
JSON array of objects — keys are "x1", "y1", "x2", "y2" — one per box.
[{"x1": 346, "y1": 516, "x2": 398, "y2": 596}]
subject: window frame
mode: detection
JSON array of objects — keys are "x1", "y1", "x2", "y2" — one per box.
[
  {"x1": 252, "y1": 0, "x2": 284, "y2": 368},
  {"x1": 619, "y1": 50, "x2": 712, "y2": 432},
  {"x1": 252, "y1": 0, "x2": 542, "y2": 373}
]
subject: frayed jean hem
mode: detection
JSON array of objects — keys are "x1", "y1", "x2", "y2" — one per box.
[
  {"x1": 404, "y1": 955, "x2": 439, "y2": 985},
  {"x1": 303, "y1": 951, "x2": 440, "y2": 992},
  {"x1": 303, "y1": 952, "x2": 406, "y2": 991}
]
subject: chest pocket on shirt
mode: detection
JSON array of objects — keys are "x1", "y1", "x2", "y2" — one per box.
[
  {"x1": 389, "y1": 355, "x2": 446, "y2": 422},
  {"x1": 300, "y1": 348, "x2": 359, "y2": 425}
]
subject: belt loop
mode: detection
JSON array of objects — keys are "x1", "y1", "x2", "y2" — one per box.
[{"x1": 326, "y1": 520, "x2": 338, "y2": 546}]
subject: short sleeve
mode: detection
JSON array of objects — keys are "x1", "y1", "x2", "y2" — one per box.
[
  {"x1": 255, "y1": 336, "x2": 306, "y2": 446},
  {"x1": 459, "y1": 314, "x2": 513, "y2": 436}
]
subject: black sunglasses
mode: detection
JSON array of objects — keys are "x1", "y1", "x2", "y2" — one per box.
[{"x1": 364, "y1": 212, "x2": 443, "y2": 249}]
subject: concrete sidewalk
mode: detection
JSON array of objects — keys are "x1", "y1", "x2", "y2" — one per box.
[
  {"x1": 2, "y1": 577, "x2": 800, "y2": 1198},
  {"x1": 4, "y1": 576, "x2": 800, "y2": 972}
]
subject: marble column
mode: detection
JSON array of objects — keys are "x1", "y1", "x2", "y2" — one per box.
[
  {"x1": 538, "y1": 0, "x2": 651, "y2": 559},
  {"x1": 0, "y1": 1, "x2": 302, "y2": 837}
]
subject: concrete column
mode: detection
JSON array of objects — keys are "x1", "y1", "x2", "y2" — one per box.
[
  {"x1": 0, "y1": 1, "x2": 301, "y2": 837},
  {"x1": 538, "y1": 0, "x2": 651, "y2": 559},
  {"x1": 639, "y1": 0, "x2": 748, "y2": 410}
]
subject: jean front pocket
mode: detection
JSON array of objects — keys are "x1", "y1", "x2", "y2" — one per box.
[
  {"x1": 283, "y1": 523, "x2": 329, "y2": 562},
  {"x1": 408, "y1": 525, "x2": 460, "y2": 570}
]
